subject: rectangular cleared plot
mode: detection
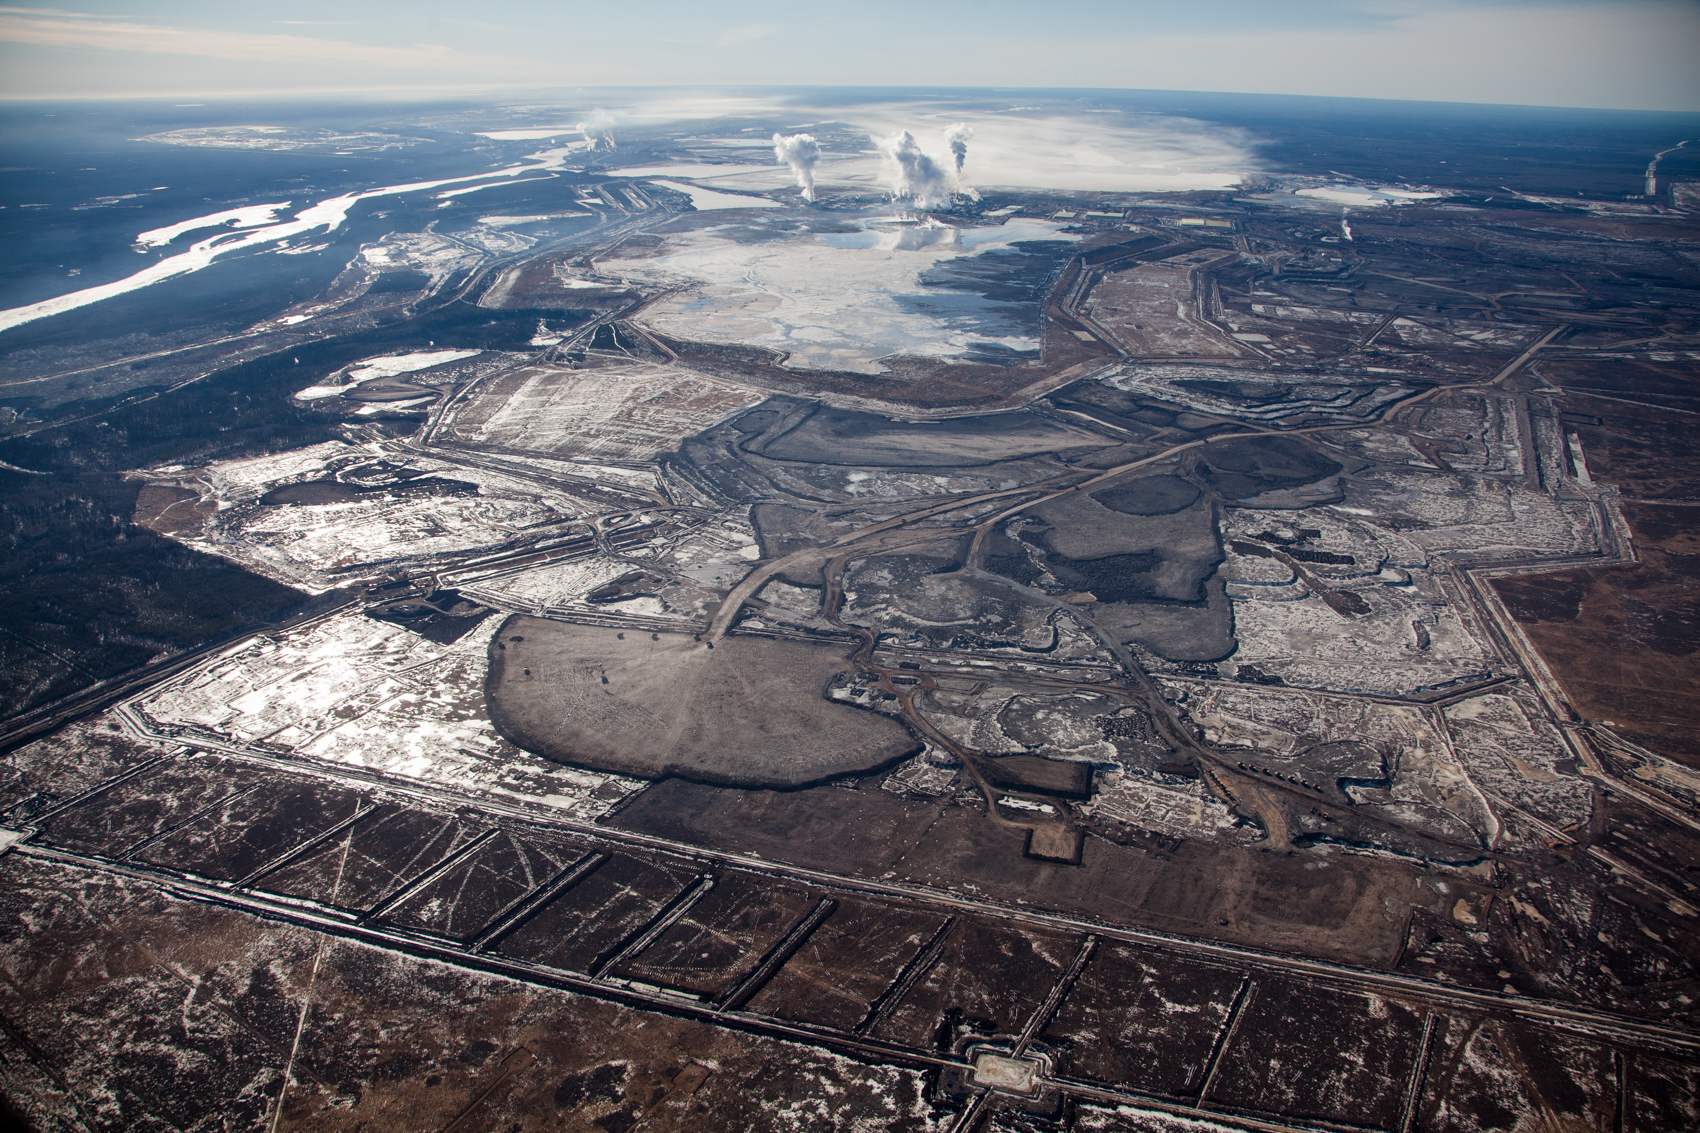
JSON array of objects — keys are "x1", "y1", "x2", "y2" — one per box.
[
  {"x1": 873, "y1": 921, "x2": 1080, "y2": 1049},
  {"x1": 1629, "y1": 1049, "x2": 1700, "y2": 1133},
  {"x1": 1082, "y1": 264, "x2": 1242, "y2": 357},
  {"x1": 613, "y1": 873, "x2": 819, "y2": 999},
  {"x1": 1210, "y1": 979, "x2": 1426, "y2": 1128},
  {"x1": 444, "y1": 361, "x2": 761, "y2": 461},
  {"x1": 256, "y1": 806, "x2": 489, "y2": 911},
  {"x1": 134, "y1": 780, "x2": 363, "y2": 881},
  {"x1": 1039, "y1": 942, "x2": 1242, "y2": 1095},
  {"x1": 382, "y1": 829, "x2": 584, "y2": 941},
  {"x1": 0, "y1": 731, "x2": 157, "y2": 821},
  {"x1": 36, "y1": 760, "x2": 260, "y2": 856},
  {"x1": 747, "y1": 900, "x2": 947, "y2": 1030},
  {"x1": 496, "y1": 853, "x2": 696, "y2": 973},
  {"x1": 1420, "y1": 1017, "x2": 1620, "y2": 1133}
]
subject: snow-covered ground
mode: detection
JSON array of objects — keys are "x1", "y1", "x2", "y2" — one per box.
[
  {"x1": 1296, "y1": 186, "x2": 1444, "y2": 206},
  {"x1": 440, "y1": 358, "x2": 763, "y2": 459},
  {"x1": 295, "y1": 350, "x2": 480, "y2": 400},
  {"x1": 133, "y1": 610, "x2": 642, "y2": 821},
  {"x1": 648, "y1": 180, "x2": 785, "y2": 211},
  {"x1": 624, "y1": 214, "x2": 1077, "y2": 372}
]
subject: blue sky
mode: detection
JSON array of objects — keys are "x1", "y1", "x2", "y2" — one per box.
[{"x1": 0, "y1": 1, "x2": 1696, "y2": 110}]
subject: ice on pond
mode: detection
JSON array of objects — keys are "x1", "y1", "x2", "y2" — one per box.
[
  {"x1": 294, "y1": 350, "x2": 480, "y2": 400},
  {"x1": 611, "y1": 162, "x2": 784, "y2": 180},
  {"x1": 647, "y1": 179, "x2": 786, "y2": 211},
  {"x1": 1296, "y1": 185, "x2": 1444, "y2": 206},
  {"x1": 343, "y1": 350, "x2": 481, "y2": 380},
  {"x1": 627, "y1": 213, "x2": 1078, "y2": 373}
]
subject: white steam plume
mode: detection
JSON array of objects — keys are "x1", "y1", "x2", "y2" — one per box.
[
  {"x1": 944, "y1": 122, "x2": 972, "y2": 177},
  {"x1": 577, "y1": 114, "x2": 616, "y2": 151},
  {"x1": 874, "y1": 130, "x2": 957, "y2": 209},
  {"x1": 772, "y1": 132, "x2": 821, "y2": 201}
]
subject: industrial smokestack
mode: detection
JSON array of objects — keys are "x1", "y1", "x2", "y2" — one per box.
[
  {"x1": 874, "y1": 130, "x2": 955, "y2": 209},
  {"x1": 772, "y1": 133, "x2": 822, "y2": 202},
  {"x1": 944, "y1": 123, "x2": 973, "y2": 178}
]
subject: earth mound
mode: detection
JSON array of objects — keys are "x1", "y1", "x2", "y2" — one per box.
[{"x1": 485, "y1": 616, "x2": 919, "y2": 788}]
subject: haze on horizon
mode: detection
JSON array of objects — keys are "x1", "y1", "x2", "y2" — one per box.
[{"x1": 0, "y1": 0, "x2": 1696, "y2": 112}]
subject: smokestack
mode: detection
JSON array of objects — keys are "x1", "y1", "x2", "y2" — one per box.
[
  {"x1": 944, "y1": 123, "x2": 972, "y2": 178},
  {"x1": 772, "y1": 133, "x2": 822, "y2": 202},
  {"x1": 874, "y1": 130, "x2": 955, "y2": 209}
]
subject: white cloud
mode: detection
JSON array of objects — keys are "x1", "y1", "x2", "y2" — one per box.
[
  {"x1": 0, "y1": 11, "x2": 515, "y2": 72},
  {"x1": 840, "y1": 105, "x2": 1258, "y2": 194},
  {"x1": 0, "y1": 1, "x2": 1691, "y2": 109},
  {"x1": 715, "y1": 22, "x2": 779, "y2": 47},
  {"x1": 968, "y1": 2, "x2": 1700, "y2": 111},
  {"x1": 0, "y1": 6, "x2": 102, "y2": 16}
]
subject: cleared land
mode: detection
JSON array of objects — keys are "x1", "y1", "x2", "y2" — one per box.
[
  {"x1": 1082, "y1": 258, "x2": 1243, "y2": 357},
  {"x1": 485, "y1": 615, "x2": 919, "y2": 786},
  {"x1": 749, "y1": 404, "x2": 1105, "y2": 467},
  {"x1": 440, "y1": 357, "x2": 761, "y2": 460}
]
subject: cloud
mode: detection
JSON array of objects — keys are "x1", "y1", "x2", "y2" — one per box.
[
  {"x1": 445, "y1": 17, "x2": 518, "y2": 34},
  {"x1": 970, "y1": 1, "x2": 1700, "y2": 111},
  {"x1": 0, "y1": 1, "x2": 1690, "y2": 110},
  {"x1": 843, "y1": 107, "x2": 1256, "y2": 195},
  {"x1": 0, "y1": 11, "x2": 513, "y2": 71},
  {"x1": 715, "y1": 23, "x2": 778, "y2": 47}
]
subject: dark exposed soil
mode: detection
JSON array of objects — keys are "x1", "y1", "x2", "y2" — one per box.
[
  {"x1": 1495, "y1": 572, "x2": 1590, "y2": 623},
  {"x1": 36, "y1": 758, "x2": 262, "y2": 855},
  {"x1": 137, "y1": 780, "x2": 364, "y2": 882},
  {"x1": 260, "y1": 805, "x2": 491, "y2": 911},
  {"x1": 383, "y1": 828, "x2": 586, "y2": 942},
  {"x1": 1211, "y1": 978, "x2": 1427, "y2": 1128},
  {"x1": 132, "y1": 482, "x2": 214, "y2": 536},
  {"x1": 0, "y1": 854, "x2": 935, "y2": 1133},
  {"x1": 259, "y1": 476, "x2": 477, "y2": 506},
  {"x1": 746, "y1": 900, "x2": 948, "y2": 1031},
  {"x1": 1197, "y1": 434, "x2": 1342, "y2": 500},
  {"x1": 485, "y1": 616, "x2": 919, "y2": 788},
  {"x1": 872, "y1": 920, "x2": 1077, "y2": 1048},
  {"x1": 498, "y1": 854, "x2": 697, "y2": 973},
  {"x1": 1493, "y1": 513, "x2": 1700, "y2": 762},
  {"x1": 1040, "y1": 942, "x2": 1241, "y2": 1095},
  {"x1": 606, "y1": 778, "x2": 1456, "y2": 966},
  {"x1": 613, "y1": 874, "x2": 820, "y2": 998},
  {"x1": 980, "y1": 754, "x2": 1094, "y2": 799},
  {"x1": 1089, "y1": 474, "x2": 1203, "y2": 516},
  {"x1": 748, "y1": 404, "x2": 1102, "y2": 468}
]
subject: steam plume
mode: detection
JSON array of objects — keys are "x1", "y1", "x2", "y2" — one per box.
[
  {"x1": 772, "y1": 132, "x2": 822, "y2": 201},
  {"x1": 577, "y1": 115, "x2": 616, "y2": 151},
  {"x1": 875, "y1": 130, "x2": 955, "y2": 209},
  {"x1": 944, "y1": 123, "x2": 972, "y2": 177}
]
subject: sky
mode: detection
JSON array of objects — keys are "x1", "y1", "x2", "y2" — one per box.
[{"x1": 0, "y1": 0, "x2": 1696, "y2": 111}]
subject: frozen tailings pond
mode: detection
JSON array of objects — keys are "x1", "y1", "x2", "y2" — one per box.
[{"x1": 618, "y1": 212, "x2": 1078, "y2": 373}]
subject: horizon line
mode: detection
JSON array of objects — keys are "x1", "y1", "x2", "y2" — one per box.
[{"x1": 0, "y1": 83, "x2": 1696, "y2": 116}]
